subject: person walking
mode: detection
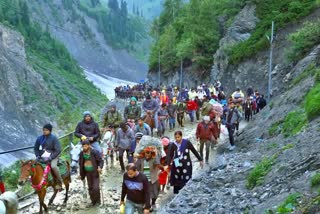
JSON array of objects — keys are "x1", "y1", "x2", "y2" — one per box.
[
  {"x1": 135, "y1": 118, "x2": 152, "y2": 136},
  {"x1": 128, "y1": 132, "x2": 144, "y2": 163},
  {"x1": 226, "y1": 102, "x2": 242, "y2": 150},
  {"x1": 165, "y1": 131, "x2": 203, "y2": 194},
  {"x1": 120, "y1": 163, "x2": 151, "y2": 214},
  {"x1": 79, "y1": 139, "x2": 103, "y2": 206},
  {"x1": 167, "y1": 99, "x2": 177, "y2": 131},
  {"x1": 116, "y1": 123, "x2": 135, "y2": 172},
  {"x1": 196, "y1": 116, "x2": 218, "y2": 163}
]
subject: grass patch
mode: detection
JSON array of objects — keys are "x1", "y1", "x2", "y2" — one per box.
[
  {"x1": 286, "y1": 19, "x2": 320, "y2": 62},
  {"x1": 290, "y1": 63, "x2": 320, "y2": 87},
  {"x1": 281, "y1": 143, "x2": 294, "y2": 151},
  {"x1": 305, "y1": 82, "x2": 320, "y2": 120},
  {"x1": 277, "y1": 193, "x2": 302, "y2": 213},
  {"x1": 246, "y1": 156, "x2": 276, "y2": 189},
  {"x1": 266, "y1": 142, "x2": 278, "y2": 150},
  {"x1": 229, "y1": 0, "x2": 320, "y2": 64},
  {"x1": 282, "y1": 109, "x2": 307, "y2": 137},
  {"x1": 311, "y1": 173, "x2": 320, "y2": 187},
  {"x1": 269, "y1": 120, "x2": 283, "y2": 136}
]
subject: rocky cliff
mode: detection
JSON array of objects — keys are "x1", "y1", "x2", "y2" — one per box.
[
  {"x1": 0, "y1": 24, "x2": 52, "y2": 165},
  {"x1": 26, "y1": 0, "x2": 148, "y2": 82}
]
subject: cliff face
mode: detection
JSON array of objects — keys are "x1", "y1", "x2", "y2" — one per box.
[
  {"x1": 0, "y1": 24, "x2": 53, "y2": 165},
  {"x1": 26, "y1": 0, "x2": 148, "y2": 82}
]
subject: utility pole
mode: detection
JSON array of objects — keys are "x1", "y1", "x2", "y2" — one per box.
[
  {"x1": 267, "y1": 21, "x2": 274, "y2": 102},
  {"x1": 158, "y1": 23, "x2": 161, "y2": 87},
  {"x1": 180, "y1": 58, "x2": 183, "y2": 89}
]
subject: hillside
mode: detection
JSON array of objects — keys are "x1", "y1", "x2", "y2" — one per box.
[
  {"x1": 0, "y1": 0, "x2": 107, "y2": 166},
  {"x1": 25, "y1": 0, "x2": 150, "y2": 81}
]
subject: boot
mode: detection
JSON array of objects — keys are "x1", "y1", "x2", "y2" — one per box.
[{"x1": 51, "y1": 168, "x2": 63, "y2": 190}]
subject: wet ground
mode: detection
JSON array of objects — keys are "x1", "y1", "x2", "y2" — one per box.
[{"x1": 19, "y1": 119, "x2": 204, "y2": 214}]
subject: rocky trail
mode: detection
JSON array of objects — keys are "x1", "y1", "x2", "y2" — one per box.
[{"x1": 18, "y1": 117, "x2": 217, "y2": 214}]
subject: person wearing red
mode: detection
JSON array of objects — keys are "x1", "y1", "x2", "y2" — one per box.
[
  {"x1": 158, "y1": 137, "x2": 170, "y2": 192},
  {"x1": 0, "y1": 175, "x2": 5, "y2": 194},
  {"x1": 196, "y1": 116, "x2": 219, "y2": 163},
  {"x1": 186, "y1": 98, "x2": 198, "y2": 123},
  {"x1": 160, "y1": 90, "x2": 169, "y2": 105}
]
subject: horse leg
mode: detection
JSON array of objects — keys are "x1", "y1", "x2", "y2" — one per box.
[
  {"x1": 63, "y1": 178, "x2": 70, "y2": 204},
  {"x1": 38, "y1": 189, "x2": 48, "y2": 213},
  {"x1": 48, "y1": 189, "x2": 58, "y2": 205}
]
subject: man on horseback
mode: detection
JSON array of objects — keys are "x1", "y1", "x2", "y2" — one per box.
[
  {"x1": 103, "y1": 104, "x2": 123, "y2": 129},
  {"x1": 135, "y1": 117, "x2": 152, "y2": 136},
  {"x1": 75, "y1": 111, "x2": 101, "y2": 156},
  {"x1": 142, "y1": 94, "x2": 159, "y2": 133},
  {"x1": 34, "y1": 124, "x2": 63, "y2": 190},
  {"x1": 124, "y1": 97, "x2": 141, "y2": 127}
]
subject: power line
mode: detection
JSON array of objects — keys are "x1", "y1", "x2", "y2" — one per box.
[{"x1": 0, "y1": 1, "x2": 83, "y2": 37}]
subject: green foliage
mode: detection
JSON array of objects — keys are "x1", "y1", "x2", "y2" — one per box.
[
  {"x1": 287, "y1": 19, "x2": 320, "y2": 62},
  {"x1": 281, "y1": 143, "x2": 294, "y2": 151},
  {"x1": 276, "y1": 193, "x2": 302, "y2": 213},
  {"x1": 78, "y1": 0, "x2": 150, "y2": 61},
  {"x1": 268, "y1": 120, "x2": 283, "y2": 136},
  {"x1": 290, "y1": 63, "x2": 320, "y2": 87},
  {"x1": 282, "y1": 110, "x2": 307, "y2": 137},
  {"x1": 229, "y1": 0, "x2": 319, "y2": 64},
  {"x1": 311, "y1": 173, "x2": 320, "y2": 187},
  {"x1": 304, "y1": 83, "x2": 320, "y2": 120},
  {"x1": 0, "y1": 161, "x2": 21, "y2": 190},
  {"x1": 247, "y1": 156, "x2": 276, "y2": 189},
  {"x1": 149, "y1": 0, "x2": 246, "y2": 74}
]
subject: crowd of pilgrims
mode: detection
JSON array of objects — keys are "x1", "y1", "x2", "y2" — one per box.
[{"x1": 33, "y1": 80, "x2": 267, "y2": 214}]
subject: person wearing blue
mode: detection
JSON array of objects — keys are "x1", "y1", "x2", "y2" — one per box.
[
  {"x1": 34, "y1": 124, "x2": 63, "y2": 190},
  {"x1": 135, "y1": 118, "x2": 152, "y2": 136},
  {"x1": 142, "y1": 95, "x2": 159, "y2": 133}
]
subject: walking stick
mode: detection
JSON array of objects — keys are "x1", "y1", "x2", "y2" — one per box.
[{"x1": 99, "y1": 174, "x2": 105, "y2": 206}]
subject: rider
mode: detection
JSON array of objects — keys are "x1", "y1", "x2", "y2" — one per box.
[
  {"x1": 75, "y1": 111, "x2": 101, "y2": 156},
  {"x1": 103, "y1": 104, "x2": 123, "y2": 129},
  {"x1": 142, "y1": 94, "x2": 159, "y2": 133},
  {"x1": 135, "y1": 117, "x2": 152, "y2": 136},
  {"x1": 34, "y1": 124, "x2": 63, "y2": 190},
  {"x1": 124, "y1": 97, "x2": 141, "y2": 124}
]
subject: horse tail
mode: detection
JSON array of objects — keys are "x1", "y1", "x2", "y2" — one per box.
[{"x1": 0, "y1": 191, "x2": 18, "y2": 214}]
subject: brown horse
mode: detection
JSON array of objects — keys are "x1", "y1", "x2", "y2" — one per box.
[
  {"x1": 143, "y1": 111, "x2": 158, "y2": 137},
  {"x1": 18, "y1": 160, "x2": 71, "y2": 214}
]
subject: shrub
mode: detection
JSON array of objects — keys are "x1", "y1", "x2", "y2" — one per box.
[
  {"x1": 268, "y1": 120, "x2": 283, "y2": 136},
  {"x1": 277, "y1": 193, "x2": 302, "y2": 213},
  {"x1": 290, "y1": 63, "x2": 319, "y2": 87},
  {"x1": 246, "y1": 156, "x2": 275, "y2": 189},
  {"x1": 305, "y1": 83, "x2": 320, "y2": 120},
  {"x1": 311, "y1": 173, "x2": 320, "y2": 187},
  {"x1": 282, "y1": 110, "x2": 307, "y2": 137},
  {"x1": 286, "y1": 19, "x2": 320, "y2": 62}
]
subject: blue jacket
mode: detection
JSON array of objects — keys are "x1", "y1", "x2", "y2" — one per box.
[{"x1": 34, "y1": 134, "x2": 61, "y2": 160}]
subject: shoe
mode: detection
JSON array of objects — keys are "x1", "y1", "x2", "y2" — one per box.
[
  {"x1": 152, "y1": 204, "x2": 157, "y2": 211},
  {"x1": 154, "y1": 128, "x2": 158, "y2": 132},
  {"x1": 229, "y1": 145, "x2": 236, "y2": 151}
]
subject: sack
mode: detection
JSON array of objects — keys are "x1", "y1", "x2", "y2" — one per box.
[{"x1": 135, "y1": 136, "x2": 164, "y2": 157}]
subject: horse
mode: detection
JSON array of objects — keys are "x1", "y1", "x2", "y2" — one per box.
[
  {"x1": 101, "y1": 129, "x2": 116, "y2": 169},
  {"x1": 0, "y1": 191, "x2": 18, "y2": 214},
  {"x1": 18, "y1": 160, "x2": 71, "y2": 214},
  {"x1": 143, "y1": 111, "x2": 157, "y2": 137}
]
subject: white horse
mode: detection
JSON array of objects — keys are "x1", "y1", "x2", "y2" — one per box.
[
  {"x1": 0, "y1": 191, "x2": 18, "y2": 214},
  {"x1": 101, "y1": 129, "x2": 116, "y2": 169}
]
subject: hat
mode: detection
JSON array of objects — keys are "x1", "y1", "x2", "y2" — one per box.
[
  {"x1": 135, "y1": 132, "x2": 143, "y2": 139},
  {"x1": 83, "y1": 111, "x2": 91, "y2": 117},
  {"x1": 43, "y1": 124, "x2": 53, "y2": 132},
  {"x1": 203, "y1": 116, "x2": 210, "y2": 121},
  {"x1": 130, "y1": 97, "x2": 137, "y2": 102},
  {"x1": 81, "y1": 139, "x2": 90, "y2": 145},
  {"x1": 146, "y1": 95, "x2": 151, "y2": 100}
]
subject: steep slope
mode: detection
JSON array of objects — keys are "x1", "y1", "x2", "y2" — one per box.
[
  {"x1": 0, "y1": 1, "x2": 107, "y2": 166},
  {"x1": 26, "y1": 0, "x2": 149, "y2": 82}
]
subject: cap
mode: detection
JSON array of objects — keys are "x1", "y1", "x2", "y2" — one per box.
[{"x1": 135, "y1": 132, "x2": 143, "y2": 139}]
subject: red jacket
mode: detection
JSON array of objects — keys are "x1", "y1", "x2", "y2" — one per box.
[
  {"x1": 186, "y1": 100, "x2": 198, "y2": 111},
  {"x1": 196, "y1": 122, "x2": 218, "y2": 140}
]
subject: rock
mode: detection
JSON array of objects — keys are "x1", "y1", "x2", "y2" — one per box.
[
  {"x1": 192, "y1": 201, "x2": 202, "y2": 208},
  {"x1": 231, "y1": 188, "x2": 237, "y2": 197},
  {"x1": 56, "y1": 206, "x2": 62, "y2": 211},
  {"x1": 260, "y1": 192, "x2": 269, "y2": 200}
]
